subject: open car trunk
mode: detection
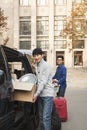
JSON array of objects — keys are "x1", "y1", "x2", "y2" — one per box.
[{"x1": 0, "y1": 45, "x2": 39, "y2": 130}]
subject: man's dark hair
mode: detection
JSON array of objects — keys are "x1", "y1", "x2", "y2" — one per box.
[
  {"x1": 32, "y1": 48, "x2": 44, "y2": 56},
  {"x1": 57, "y1": 55, "x2": 64, "y2": 60}
]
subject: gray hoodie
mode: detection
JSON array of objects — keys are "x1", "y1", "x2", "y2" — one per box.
[{"x1": 34, "y1": 58, "x2": 54, "y2": 97}]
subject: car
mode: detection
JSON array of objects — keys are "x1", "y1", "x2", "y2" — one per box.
[{"x1": 0, "y1": 45, "x2": 39, "y2": 130}]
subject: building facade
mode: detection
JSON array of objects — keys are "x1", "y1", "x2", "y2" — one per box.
[{"x1": 0, "y1": 0, "x2": 87, "y2": 69}]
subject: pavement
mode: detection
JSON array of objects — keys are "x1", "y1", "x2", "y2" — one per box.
[
  {"x1": 62, "y1": 68, "x2": 87, "y2": 130},
  {"x1": 37, "y1": 68, "x2": 87, "y2": 130}
]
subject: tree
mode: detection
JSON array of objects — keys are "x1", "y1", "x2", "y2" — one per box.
[
  {"x1": 61, "y1": 0, "x2": 87, "y2": 40},
  {"x1": 0, "y1": 7, "x2": 9, "y2": 45}
]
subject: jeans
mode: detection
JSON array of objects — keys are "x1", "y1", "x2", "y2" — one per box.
[
  {"x1": 57, "y1": 86, "x2": 66, "y2": 97},
  {"x1": 38, "y1": 97, "x2": 53, "y2": 130}
]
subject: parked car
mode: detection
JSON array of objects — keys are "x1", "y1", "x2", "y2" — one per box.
[{"x1": 0, "y1": 45, "x2": 39, "y2": 130}]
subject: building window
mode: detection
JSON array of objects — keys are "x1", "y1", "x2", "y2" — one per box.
[
  {"x1": 74, "y1": 19, "x2": 82, "y2": 31},
  {"x1": 74, "y1": 51, "x2": 83, "y2": 66},
  {"x1": 37, "y1": 0, "x2": 48, "y2": 5},
  {"x1": 19, "y1": 16, "x2": 31, "y2": 49},
  {"x1": 20, "y1": 21, "x2": 31, "y2": 35},
  {"x1": 19, "y1": 41, "x2": 31, "y2": 49},
  {"x1": 54, "y1": 16, "x2": 66, "y2": 38},
  {"x1": 55, "y1": 0, "x2": 67, "y2": 5},
  {"x1": 54, "y1": 40, "x2": 67, "y2": 49},
  {"x1": 37, "y1": 16, "x2": 49, "y2": 49},
  {"x1": 56, "y1": 51, "x2": 65, "y2": 65},
  {"x1": 37, "y1": 40, "x2": 49, "y2": 49},
  {"x1": 72, "y1": 40, "x2": 84, "y2": 49},
  {"x1": 20, "y1": 16, "x2": 31, "y2": 35},
  {"x1": 37, "y1": 16, "x2": 49, "y2": 35},
  {"x1": 19, "y1": 0, "x2": 31, "y2": 6},
  {"x1": 73, "y1": 0, "x2": 82, "y2": 3}
]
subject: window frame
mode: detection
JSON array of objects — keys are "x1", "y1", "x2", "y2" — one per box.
[{"x1": 55, "y1": 0, "x2": 67, "y2": 5}]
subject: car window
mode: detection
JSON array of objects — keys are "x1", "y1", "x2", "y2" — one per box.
[{"x1": 0, "y1": 49, "x2": 7, "y2": 79}]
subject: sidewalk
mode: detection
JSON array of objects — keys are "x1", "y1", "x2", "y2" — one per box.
[{"x1": 62, "y1": 68, "x2": 87, "y2": 130}]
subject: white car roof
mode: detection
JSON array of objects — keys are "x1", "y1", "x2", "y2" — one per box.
[{"x1": 18, "y1": 49, "x2": 32, "y2": 55}]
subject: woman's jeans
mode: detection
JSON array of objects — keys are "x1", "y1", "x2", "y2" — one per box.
[{"x1": 38, "y1": 96, "x2": 53, "y2": 130}]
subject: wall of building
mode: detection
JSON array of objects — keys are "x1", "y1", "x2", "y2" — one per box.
[
  {"x1": 0, "y1": 0, "x2": 87, "y2": 69},
  {"x1": 0, "y1": 0, "x2": 14, "y2": 47}
]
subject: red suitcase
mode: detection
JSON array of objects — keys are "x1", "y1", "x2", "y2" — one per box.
[{"x1": 53, "y1": 97, "x2": 68, "y2": 122}]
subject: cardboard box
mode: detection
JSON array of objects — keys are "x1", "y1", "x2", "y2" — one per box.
[{"x1": 12, "y1": 81, "x2": 36, "y2": 102}]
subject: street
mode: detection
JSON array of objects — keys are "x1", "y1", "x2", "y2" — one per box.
[
  {"x1": 61, "y1": 68, "x2": 87, "y2": 130},
  {"x1": 62, "y1": 87, "x2": 87, "y2": 130},
  {"x1": 37, "y1": 68, "x2": 87, "y2": 130}
]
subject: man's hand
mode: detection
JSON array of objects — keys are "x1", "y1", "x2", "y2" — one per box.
[{"x1": 33, "y1": 95, "x2": 37, "y2": 102}]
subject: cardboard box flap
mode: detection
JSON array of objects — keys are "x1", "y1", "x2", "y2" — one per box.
[{"x1": 13, "y1": 80, "x2": 35, "y2": 91}]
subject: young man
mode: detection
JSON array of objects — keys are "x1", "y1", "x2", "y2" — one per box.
[
  {"x1": 52, "y1": 55, "x2": 67, "y2": 97},
  {"x1": 32, "y1": 48, "x2": 54, "y2": 130}
]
